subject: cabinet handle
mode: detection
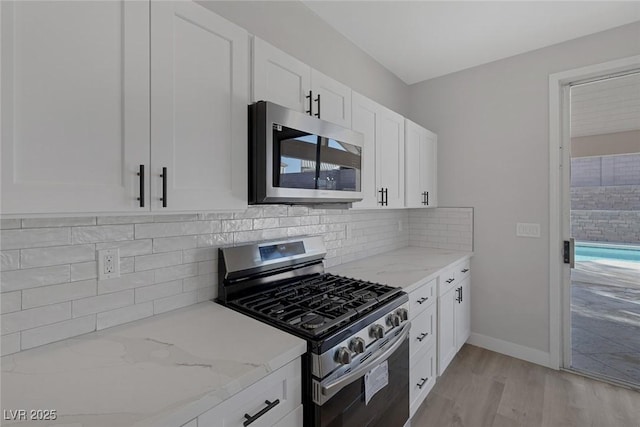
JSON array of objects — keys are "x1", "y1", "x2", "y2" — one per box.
[
  {"x1": 446, "y1": 278, "x2": 454, "y2": 284},
  {"x1": 417, "y1": 378, "x2": 428, "y2": 389},
  {"x1": 314, "y1": 93, "x2": 321, "y2": 118},
  {"x1": 461, "y1": 268, "x2": 469, "y2": 273},
  {"x1": 456, "y1": 287, "x2": 462, "y2": 303},
  {"x1": 243, "y1": 399, "x2": 280, "y2": 426},
  {"x1": 137, "y1": 165, "x2": 145, "y2": 208},
  {"x1": 417, "y1": 332, "x2": 428, "y2": 342},
  {"x1": 417, "y1": 297, "x2": 428, "y2": 305},
  {"x1": 421, "y1": 191, "x2": 427, "y2": 205},
  {"x1": 426, "y1": 191, "x2": 429, "y2": 206},
  {"x1": 460, "y1": 286, "x2": 463, "y2": 303},
  {"x1": 378, "y1": 188, "x2": 385, "y2": 205},
  {"x1": 160, "y1": 167, "x2": 167, "y2": 208},
  {"x1": 306, "y1": 90, "x2": 313, "y2": 116},
  {"x1": 384, "y1": 188, "x2": 388, "y2": 206}
]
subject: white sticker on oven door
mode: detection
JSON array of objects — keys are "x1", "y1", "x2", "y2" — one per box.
[{"x1": 364, "y1": 360, "x2": 389, "y2": 405}]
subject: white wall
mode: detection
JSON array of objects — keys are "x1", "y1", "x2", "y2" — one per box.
[
  {"x1": 408, "y1": 22, "x2": 640, "y2": 357},
  {"x1": 197, "y1": 0, "x2": 409, "y2": 115}
]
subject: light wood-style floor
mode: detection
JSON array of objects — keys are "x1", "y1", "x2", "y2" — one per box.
[{"x1": 412, "y1": 344, "x2": 640, "y2": 427}]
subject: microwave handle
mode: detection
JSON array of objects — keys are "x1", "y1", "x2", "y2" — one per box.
[{"x1": 320, "y1": 322, "x2": 411, "y2": 400}]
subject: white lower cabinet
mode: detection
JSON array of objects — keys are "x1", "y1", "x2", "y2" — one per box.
[
  {"x1": 437, "y1": 260, "x2": 472, "y2": 376},
  {"x1": 410, "y1": 345, "x2": 437, "y2": 418},
  {"x1": 197, "y1": 358, "x2": 301, "y2": 427}
]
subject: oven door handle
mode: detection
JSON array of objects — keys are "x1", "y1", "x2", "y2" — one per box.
[{"x1": 320, "y1": 321, "x2": 411, "y2": 399}]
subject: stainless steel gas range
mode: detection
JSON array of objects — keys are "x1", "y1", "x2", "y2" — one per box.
[{"x1": 217, "y1": 236, "x2": 410, "y2": 427}]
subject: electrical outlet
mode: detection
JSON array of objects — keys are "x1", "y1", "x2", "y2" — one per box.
[
  {"x1": 516, "y1": 223, "x2": 541, "y2": 238},
  {"x1": 98, "y1": 248, "x2": 120, "y2": 280}
]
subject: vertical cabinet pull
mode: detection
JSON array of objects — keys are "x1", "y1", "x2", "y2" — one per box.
[
  {"x1": 384, "y1": 188, "x2": 388, "y2": 206},
  {"x1": 243, "y1": 399, "x2": 280, "y2": 426},
  {"x1": 314, "y1": 93, "x2": 321, "y2": 118},
  {"x1": 421, "y1": 191, "x2": 430, "y2": 206},
  {"x1": 426, "y1": 191, "x2": 429, "y2": 206},
  {"x1": 160, "y1": 167, "x2": 167, "y2": 208},
  {"x1": 137, "y1": 165, "x2": 145, "y2": 208},
  {"x1": 306, "y1": 90, "x2": 313, "y2": 116},
  {"x1": 378, "y1": 188, "x2": 385, "y2": 206}
]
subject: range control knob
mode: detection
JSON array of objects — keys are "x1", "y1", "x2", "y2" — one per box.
[
  {"x1": 396, "y1": 308, "x2": 409, "y2": 321},
  {"x1": 386, "y1": 314, "x2": 401, "y2": 327},
  {"x1": 369, "y1": 324, "x2": 385, "y2": 339},
  {"x1": 334, "y1": 347, "x2": 352, "y2": 365},
  {"x1": 349, "y1": 337, "x2": 366, "y2": 354}
]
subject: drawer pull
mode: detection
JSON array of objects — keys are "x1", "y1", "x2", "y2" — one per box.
[
  {"x1": 417, "y1": 332, "x2": 428, "y2": 342},
  {"x1": 417, "y1": 378, "x2": 428, "y2": 389},
  {"x1": 243, "y1": 399, "x2": 280, "y2": 426},
  {"x1": 446, "y1": 278, "x2": 454, "y2": 284},
  {"x1": 417, "y1": 297, "x2": 429, "y2": 305},
  {"x1": 461, "y1": 268, "x2": 469, "y2": 273}
]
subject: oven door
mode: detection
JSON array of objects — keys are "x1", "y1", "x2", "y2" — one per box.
[{"x1": 311, "y1": 322, "x2": 410, "y2": 427}]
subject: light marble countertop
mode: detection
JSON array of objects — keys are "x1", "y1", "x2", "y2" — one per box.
[
  {"x1": 0, "y1": 301, "x2": 306, "y2": 427},
  {"x1": 329, "y1": 247, "x2": 473, "y2": 294}
]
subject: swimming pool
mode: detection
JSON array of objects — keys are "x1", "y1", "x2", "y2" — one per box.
[{"x1": 575, "y1": 243, "x2": 640, "y2": 263}]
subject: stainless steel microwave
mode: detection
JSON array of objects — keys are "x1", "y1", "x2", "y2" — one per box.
[{"x1": 249, "y1": 101, "x2": 363, "y2": 205}]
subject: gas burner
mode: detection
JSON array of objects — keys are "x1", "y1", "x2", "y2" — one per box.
[
  {"x1": 353, "y1": 289, "x2": 377, "y2": 302},
  {"x1": 300, "y1": 313, "x2": 326, "y2": 330}
]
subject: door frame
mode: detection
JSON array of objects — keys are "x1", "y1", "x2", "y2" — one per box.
[{"x1": 548, "y1": 55, "x2": 640, "y2": 370}]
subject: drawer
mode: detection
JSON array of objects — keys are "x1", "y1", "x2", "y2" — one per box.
[
  {"x1": 409, "y1": 303, "x2": 436, "y2": 361},
  {"x1": 457, "y1": 258, "x2": 471, "y2": 281},
  {"x1": 198, "y1": 358, "x2": 301, "y2": 427},
  {"x1": 409, "y1": 279, "x2": 436, "y2": 318},
  {"x1": 272, "y1": 405, "x2": 303, "y2": 427},
  {"x1": 409, "y1": 345, "x2": 436, "y2": 419}
]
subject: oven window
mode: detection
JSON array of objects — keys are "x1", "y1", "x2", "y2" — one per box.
[{"x1": 273, "y1": 125, "x2": 361, "y2": 191}]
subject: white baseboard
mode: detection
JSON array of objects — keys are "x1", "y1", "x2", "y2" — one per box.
[{"x1": 467, "y1": 333, "x2": 552, "y2": 368}]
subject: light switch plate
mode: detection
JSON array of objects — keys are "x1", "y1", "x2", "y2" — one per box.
[
  {"x1": 516, "y1": 223, "x2": 541, "y2": 238},
  {"x1": 98, "y1": 248, "x2": 120, "y2": 280}
]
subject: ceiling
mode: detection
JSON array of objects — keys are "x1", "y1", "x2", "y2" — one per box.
[{"x1": 302, "y1": 1, "x2": 640, "y2": 85}]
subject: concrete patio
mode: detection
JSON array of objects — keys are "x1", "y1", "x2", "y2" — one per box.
[{"x1": 571, "y1": 259, "x2": 640, "y2": 385}]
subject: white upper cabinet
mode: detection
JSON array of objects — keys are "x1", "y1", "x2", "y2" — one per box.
[
  {"x1": 351, "y1": 92, "x2": 404, "y2": 209},
  {"x1": 1, "y1": 1, "x2": 150, "y2": 214},
  {"x1": 252, "y1": 37, "x2": 351, "y2": 127},
  {"x1": 405, "y1": 120, "x2": 438, "y2": 208},
  {"x1": 377, "y1": 107, "x2": 405, "y2": 208},
  {"x1": 1, "y1": 1, "x2": 249, "y2": 215},
  {"x1": 252, "y1": 37, "x2": 310, "y2": 113},
  {"x1": 311, "y1": 69, "x2": 352, "y2": 128},
  {"x1": 151, "y1": 1, "x2": 248, "y2": 211}
]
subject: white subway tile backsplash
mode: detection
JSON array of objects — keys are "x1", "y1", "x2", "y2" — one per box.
[
  {"x1": 72, "y1": 225, "x2": 133, "y2": 244},
  {"x1": 155, "y1": 263, "x2": 198, "y2": 283},
  {"x1": 1, "y1": 250, "x2": 20, "y2": 271},
  {"x1": 22, "y1": 217, "x2": 96, "y2": 228},
  {"x1": 1, "y1": 291, "x2": 21, "y2": 314},
  {"x1": 1, "y1": 227, "x2": 70, "y2": 250},
  {"x1": 153, "y1": 236, "x2": 198, "y2": 253},
  {"x1": 1, "y1": 265, "x2": 71, "y2": 292},
  {"x1": 20, "y1": 244, "x2": 95, "y2": 268},
  {"x1": 21, "y1": 315, "x2": 96, "y2": 350},
  {"x1": 96, "y1": 302, "x2": 153, "y2": 330},
  {"x1": 22, "y1": 279, "x2": 97, "y2": 309},
  {"x1": 2, "y1": 333, "x2": 21, "y2": 356},
  {"x1": 1, "y1": 219, "x2": 21, "y2": 230},
  {"x1": 153, "y1": 291, "x2": 198, "y2": 315},
  {"x1": 72, "y1": 290, "x2": 134, "y2": 318},
  {"x1": 1, "y1": 302, "x2": 71, "y2": 335},
  {"x1": 96, "y1": 239, "x2": 153, "y2": 257},
  {"x1": 3, "y1": 205, "x2": 443, "y2": 353},
  {"x1": 98, "y1": 271, "x2": 155, "y2": 294},
  {"x1": 135, "y1": 251, "x2": 182, "y2": 272},
  {"x1": 135, "y1": 280, "x2": 183, "y2": 303}
]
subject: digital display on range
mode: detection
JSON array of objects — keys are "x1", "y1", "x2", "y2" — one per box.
[{"x1": 259, "y1": 241, "x2": 305, "y2": 261}]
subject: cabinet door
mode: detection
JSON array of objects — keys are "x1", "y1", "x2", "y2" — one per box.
[
  {"x1": 311, "y1": 69, "x2": 352, "y2": 128},
  {"x1": 253, "y1": 37, "x2": 311, "y2": 113},
  {"x1": 151, "y1": 1, "x2": 248, "y2": 211},
  {"x1": 437, "y1": 286, "x2": 457, "y2": 376},
  {"x1": 376, "y1": 108, "x2": 405, "y2": 208},
  {"x1": 1, "y1": 1, "x2": 150, "y2": 214},
  {"x1": 455, "y1": 277, "x2": 471, "y2": 351},
  {"x1": 351, "y1": 92, "x2": 379, "y2": 209},
  {"x1": 405, "y1": 120, "x2": 437, "y2": 208}
]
